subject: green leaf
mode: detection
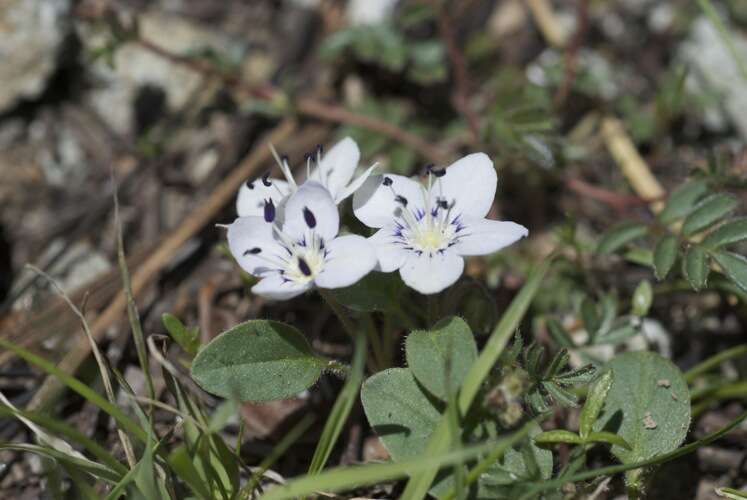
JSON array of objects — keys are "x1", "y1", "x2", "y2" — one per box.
[
  {"x1": 554, "y1": 364, "x2": 597, "y2": 385},
  {"x1": 162, "y1": 313, "x2": 200, "y2": 356},
  {"x1": 546, "y1": 318, "x2": 574, "y2": 348},
  {"x1": 653, "y1": 235, "x2": 679, "y2": 280},
  {"x1": 542, "y1": 381, "x2": 579, "y2": 407},
  {"x1": 704, "y1": 218, "x2": 747, "y2": 248},
  {"x1": 485, "y1": 423, "x2": 552, "y2": 485},
  {"x1": 631, "y1": 280, "x2": 653, "y2": 317},
  {"x1": 327, "y1": 271, "x2": 404, "y2": 312},
  {"x1": 659, "y1": 179, "x2": 709, "y2": 224},
  {"x1": 593, "y1": 351, "x2": 690, "y2": 465},
  {"x1": 682, "y1": 193, "x2": 738, "y2": 236},
  {"x1": 308, "y1": 333, "x2": 367, "y2": 474},
  {"x1": 580, "y1": 297, "x2": 601, "y2": 338},
  {"x1": 586, "y1": 431, "x2": 632, "y2": 450},
  {"x1": 597, "y1": 222, "x2": 648, "y2": 254},
  {"x1": 579, "y1": 370, "x2": 613, "y2": 439},
  {"x1": 361, "y1": 368, "x2": 441, "y2": 461},
  {"x1": 534, "y1": 430, "x2": 584, "y2": 445},
  {"x1": 405, "y1": 316, "x2": 478, "y2": 400},
  {"x1": 683, "y1": 245, "x2": 710, "y2": 291},
  {"x1": 712, "y1": 251, "x2": 747, "y2": 293},
  {"x1": 190, "y1": 320, "x2": 325, "y2": 402}
]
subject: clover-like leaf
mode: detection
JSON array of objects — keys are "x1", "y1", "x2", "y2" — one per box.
[
  {"x1": 191, "y1": 320, "x2": 325, "y2": 402},
  {"x1": 405, "y1": 316, "x2": 478, "y2": 400},
  {"x1": 593, "y1": 351, "x2": 690, "y2": 465},
  {"x1": 361, "y1": 368, "x2": 441, "y2": 461}
]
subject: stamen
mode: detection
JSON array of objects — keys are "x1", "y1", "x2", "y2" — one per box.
[
  {"x1": 243, "y1": 247, "x2": 262, "y2": 256},
  {"x1": 297, "y1": 257, "x2": 312, "y2": 277},
  {"x1": 382, "y1": 176, "x2": 393, "y2": 186},
  {"x1": 437, "y1": 198, "x2": 448, "y2": 210},
  {"x1": 395, "y1": 195, "x2": 409, "y2": 207},
  {"x1": 427, "y1": 164, "x2": 446, "y2": 177},
  {"x1": 262, "y1": 172, "x2": 272, "y2": 187},
  {"x1": 268, "y1": 143, "x2": 298, "y2": 188},
  {"x1": 264, "y1": 199, "x2": 276, "y2": 223},
  {"x1": 303, "y1": 207, "x2": 317, "y2": 228}
]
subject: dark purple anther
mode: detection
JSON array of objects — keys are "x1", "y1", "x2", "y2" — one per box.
[
  {"x1": 382, "y1": 176, "x2": 393, "y2": 186},
  {"x1": 264, "y1": 199, "x2": 276, "y2": 223},
  {"x1": 395, "y1": 195, "x2": 408, "y2": 207},
  {"x1": 303, "y1": 206, "x2": 317, "y2": 228},
  {"x1": 297, "y1": 257, "x2": 312, "y2": 276},
  {"x1": 243, "y1": 247, "x2": 262, "y2": 256},
  {"x1": 262, "y1": 172, "x2": 272, "y2": 187}
]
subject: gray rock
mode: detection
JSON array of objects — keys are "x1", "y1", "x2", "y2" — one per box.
[
  {"x1": 0, "y1": 0, "x2": 71, "y2": 112},
  {"x1": 78, "y1": 11, "x2": 247, "y2": 135},
  {"x1": 680, "y1": 16, "x2": 747, "y2": 139}
]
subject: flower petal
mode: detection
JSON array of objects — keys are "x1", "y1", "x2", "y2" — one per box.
[
  {"x1": 227, "y1": 216, "x2": 284, "y2": 276},
  {"x1": 334, "y1": 163, "x2": 378, "y2": 204},
  {"x1": 353, "y1": 174, "x2": 426, "y2": 228},
  {"x1": 451, "y1": 216, "x2": 528, "y2": 256},
  {"x1": 283, "y1": 181, "x2": 340, "y2": 242},
  {"x1": 399, "y1": 250, "x2": 464, "y2": 295},
  {"x1": 310, "y1": 137, "x2": 360, "y2": 199},
  {"x1": 236, "y1": 178, "x2": 291, "y2": 217},
  {"x1": 252, "y1": 274, "x2": 312, "y2": 300},
  {"x1": 369, "y1": 225, "x2": 408, "y2": 272},
  {"x1": 314, "y1": 234, "x2": 377, "y2": 289},
  {"x1": 430, "y1": 153, "x2": 497, "y2": 218}
]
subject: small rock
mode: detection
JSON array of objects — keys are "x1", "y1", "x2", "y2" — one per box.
[
  {"x1": 643, "y1": 411, "x2": 658, "y2": 429},
  {"x1": 680, "y1": 16, "x2": 747, "y2": 140},
  {"x1": 0, "y1": 0, "x2": 71, "y2": 112}
]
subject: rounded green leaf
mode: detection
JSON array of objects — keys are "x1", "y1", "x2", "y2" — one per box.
[
  {"x1": 405, "y1": 316, "x2": 478, "y2": 400},
  {"x1": 631, "y1": 280, "x2": 653, "y2": 317},
  {"x1": 683, "y1": 244, "x2": 709, "y2": 291},
  {"x1": 597, "y1": 222, "x2": 649, "y2": 255},
  {"x1": 653, "y1": 235, "x2": 678, "y2": 281},
  {"x1": 682, "y1": 193, "x2": 738, "y2": 236},
  {"x1": 191, "y1": 320, "x2": 324, "y2": 402},
  {"x1": 593, "y1": 351, "x2": 690, "y2": 465},
  {"x1": 361, "y1": 368, "x2": 441, "y2": 461},
  {"x1": 328, "y1": 271, "x2": 404, "y2": 312},
  {"x1": 658, "y1": 179, "x2": 709, "y2": 224},
  {"x1": 703, "y1": 218, "x2": 747, "y2": 249},
  {"x1": 712, "y1": 251, "x2": 747, "y2": 293}
]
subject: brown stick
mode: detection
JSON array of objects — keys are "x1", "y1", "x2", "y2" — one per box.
[
  {"x1": 433, "y1": 1, "x2": 480, "y2": 142},
  {"x1": 554, "y1": 0, "x2": 589, "y2": 106},
  {"x1": 26, "y1": 120, "x2": 300, "y2": 411}
]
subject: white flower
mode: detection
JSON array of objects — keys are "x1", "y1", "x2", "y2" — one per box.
[
  {"x1": 352, "y1": 153, "x2": 528, "y2": 295},
  {"x1": 236, "y1": 137, "x2": 376, "y2": 219},
  {"x1": 228, "y1": 181, "x2": 377, "y2": 300}
]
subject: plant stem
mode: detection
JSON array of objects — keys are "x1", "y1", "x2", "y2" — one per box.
[
  {"x1": 319, "y1": 289, "x2": 358, "y2": 340},
  {"x1": 685, "y1": 344, "x2": 747, "y2": 383}
]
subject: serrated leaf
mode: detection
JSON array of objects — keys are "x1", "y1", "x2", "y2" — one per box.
[
  {"x1": 328, "y1": 271, "x2": 404, "y2": 312},
  {"x1": 659, "y1": 180, "x2": 709, "y2": 223},
  {"x1": 653, "y1": 235, "x2": 678, "y2": 280},
  {"x1": 405, "y1": 316, "x2": 478, "y2": 400},
  {"x1": 586, "y1": 431, "x2": 632, "y2": 450},
  {"x1": 542, "y1": 381, "x2": 579, "y2": 407},
  {"x1": 524, "y1": 342, "x2": 545, "y2": 377},
  {"x1": 543, "y1": 349, "x2": 569, "y2": 379},
  {"x1": 534, "y1": 430, "x2": 584, "y2": 445},
  {"x1": 554, "y1": 364, "x2": 597, "y2": 385},
  {"x1": 579, "y1": 370, "x2": 613, "y2": 439},
  {"x1": 712, "y1": 251, "x2": 747, "y2": 293},
  {"x1": 191, "y1": 320, "x2": 324, "y2": 402},
  {"x1": 597, "y1": 222, "x2": 649, "y2": 254},
  {"x1": 361, "y1": 368, "x2": 441, "y2": 461},
  {"x1": 593, "y1": 351, "x2": 690, "y2": 465},
  {"x1": 683, "y1": 245, "x2": 709, "y2": 291},
  {"x1": 703, "y1": 218, "x2": 747, "y2": 249},
  {"x1": 682, "y1": 193, "x2": 738, "y2": 236}
]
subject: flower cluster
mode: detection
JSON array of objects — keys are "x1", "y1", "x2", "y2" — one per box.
[{"x1": 226, "y1": 138, "x2": 528, "y2": 299}]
